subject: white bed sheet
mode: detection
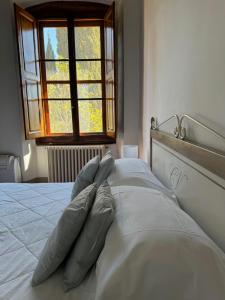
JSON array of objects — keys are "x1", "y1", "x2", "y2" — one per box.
[
  {"x1": 1, "y1": 159, "x2": 225, "y2": 300},
  {"x1": 0, "y1": 183, "x2": 96, "y2": 300},
  {"x1": 0, "y1": 159, "x2": 169, "y2": 300}
]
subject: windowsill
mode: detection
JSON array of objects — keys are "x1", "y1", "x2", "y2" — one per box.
[{"x1": 36, "y1": 135, "x2": 116, "y2": 146}]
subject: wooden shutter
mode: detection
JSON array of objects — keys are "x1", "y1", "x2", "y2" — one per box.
[
  {"x1": 104, "y1": 3, "x2": 116, "y2": 138},
  {"x1": 15, "y1": 5, "x2": 43, "y2": 139}
]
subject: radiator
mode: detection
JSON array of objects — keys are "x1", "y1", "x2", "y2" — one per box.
[{"x1": 47, "y1": 145, "x2": 105, "y2": 182}]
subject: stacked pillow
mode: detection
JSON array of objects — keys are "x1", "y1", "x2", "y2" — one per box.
[
  {"x1": 32, "y1": 151, "x2": 115, "y2": 291},
  {"x1": 64, "y1": 181, "x2": 115, "y2": 291},
  {"x1": 71, "y1": 156, "x2": 99, "y2": 200},
  {"x1": 71, "y1": 151, "x2": 115, "y2": 200},
  {"x1": 32, "y1": 183, "x2": 97, "y2": 286}
]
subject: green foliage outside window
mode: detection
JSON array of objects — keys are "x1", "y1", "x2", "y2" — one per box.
[{"x1": 45, "y1": 26, "x2": 103, "y2": 134}]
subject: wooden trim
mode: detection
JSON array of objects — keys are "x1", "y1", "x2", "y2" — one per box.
[
  {"x1": 150, "y1": 129, "x2": 225, "y2": 180},
  {"x1": 77, "y1": 80, "x2": 103, "y2": 84},
  {"x1": 76, "y1": 98, "x2": 103, "y2": 101},
  {"x1": 36, "y1": 135, "x2": 116, "y2": 145},
  {"x1": 75, "y1": 19, "x2": 103, "y2": 27},
  {"x1": 75, "y1": 58, "x2": 103, "y2": 62},
  {"x1": 101, "y1": 22, "x2": 107, "y2": 134},
  {"x1": 68, "y1": 17, "x2": 79, "y2": 135},
  {"x1": 15, "y1": 4, "x2": 44, "y2": 139},
  {"x1": 43, "y1": 98, "x2": 71, "y2": 101},
  {"x1": 38, "y1": 20, "x2": 67, "y2": 27},
  {"x1": 45, "y1": 80, "x2": 71, "y2": 84},
  {"x1": 39, "y1": 22, "x2": 50, "y2": 134},
  {"x1": 27, "y1": 2, "x2": 109, "y2": 19},
  {"x1": 39, "y1": 59, "x2": 69, "y2": 62}
]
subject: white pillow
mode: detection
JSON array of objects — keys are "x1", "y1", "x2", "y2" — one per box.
[
  {"x1": 107, "y1": 158, "x2": 163, "y2": 187},
  {"x1": 64, "y1": 182, "x2": 115, "y2": 291},
  {"x1": 95, "y1": 186, "x2": 225, "y2": 300},
  {"x1": 94, "y1": 151, "x2": 114, "y2": 187},
  {"x1": 71, "y1": 156, "x2": 99, "y2": 200},
  {"x1": 32, "y1": 184, "x2": 97, "y2": 286},
  {"x1": 107, "y1": 158, "x2": 177, "y2": 204}
]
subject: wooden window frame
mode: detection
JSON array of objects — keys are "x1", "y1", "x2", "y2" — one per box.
[
  {"x1": 16, "y1": 1, "x2": 116, "y2": 145},
  {"x1": 38, "y1": 19, "x2": 108, "y2": 140}
]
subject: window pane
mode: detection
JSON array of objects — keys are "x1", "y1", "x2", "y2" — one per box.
[
  {"x1": 75, "y1": 26, "x2": 101, "y2": 59},
  {"x1": 78, "y1": 100, "x2": 103, "y2": 133},
  {"x1": 21, "y1": 17, "x2": 36, "y2": 74},
  {"x1": 26, "y1": 82, "x2": 38, "y2": 100},
  {"x1": 46, "y1": 61, "x2": 70, "y2": 81},
  {"x1": 48, "y1": 100, "x2": 73, "y2": 133},
  {"x1": 106, "y1": 99, "x2": 115, "y2": 131},
  {"x1": 44, "y1": 27, "x2": 69, "y2": 59},
  {"x1": 77, "y1": 83, "x2": 102, "y2": 99},
  {"x1": 28, "y1": 100, "x2": 40, "y2": 131},
  {"x1": 76, "y1": 61, "x2": 101, "y2": 81},
  {"x1": 47, "y1": 84, "x2": 70, "y2": 99}
]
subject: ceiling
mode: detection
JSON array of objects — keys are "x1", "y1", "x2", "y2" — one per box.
[{"x1": 14, "y1": 0, "x2": 114, "y2": 9}]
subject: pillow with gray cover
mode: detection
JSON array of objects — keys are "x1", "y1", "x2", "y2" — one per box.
[
  {"x1": 63, "y1": 181, "x2": 115, "y2": 292},
  {"x1": 94, "y1": 151, "x2": 114, "y2": 187},
  {"x1": 32, "y1": 183, "x2": 97, "y2": 286},
  {"x1": 71, "y1": 156, "x2": 100, "y2": 200}
]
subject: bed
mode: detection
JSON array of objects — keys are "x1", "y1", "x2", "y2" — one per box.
[{"x1": 1, "y1": 116, "x2": 225, "y2": 300}]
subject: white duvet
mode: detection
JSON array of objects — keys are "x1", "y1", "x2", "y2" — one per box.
[
  {"x1": 96, "y1": 185, "x2": 225, "y2": 300},
  {"x1": 0, "y1": 159, "x2": 225, "y2": 300},
  {"x1": 0, "y1": 183, "x2": 95, "y2": 300}
]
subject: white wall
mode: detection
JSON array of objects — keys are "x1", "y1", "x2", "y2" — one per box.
[
  {"x1": 123, "y1": 0, "x2": 142, "y2": 146},
  {"x1": 0, "y1": 0, "x2": 23, "y2": 157},
  {"x1": 141, "y1": 0, "x2": 225, "y2": 162},
  {"x1": 0, "y1": 0, "x2": 39, "y2": 181},
  {"x1": 0, "y1": 0, "x2": 143, "y2": 181}
]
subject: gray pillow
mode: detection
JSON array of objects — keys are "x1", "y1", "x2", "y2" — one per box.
[
  {"x1": 71, "y1": 156, "x2": 100, "y2": 200},
  {"x1": 63, "y1": 181, "x2": 115, "y2": 292},
  {"x1": 32, "y1": 183, "x2": 97, "y2": 286},
  {"x1": 94, "y1": 151, "x2": 114, "y2": 187}
]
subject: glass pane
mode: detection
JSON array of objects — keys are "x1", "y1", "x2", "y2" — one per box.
[
  {"x1": 21, "y1": 17, "x2": 36, "y2": 74},
  {"x1": 44, "y1": 27, "x2": 69, "y2": 59},
  {"x1": 76, "y1": 61, "x2": 101, "y2": 81},
  {"x1": 78, "y1": 100, "x2": 103, "y2": 133},
  {"x1": 106, "y1": 99, "x2": 115, "y2": 131},
  {"x1": 46, "y1": 61, "x2": 70, "y2": 81},
  {"x1": 47, "y1": 84, "x2": 70, "y2": 99},
  {"x1": 26, "y1": 82, "x2": 38, "y2": 100},
  {"x1": 28, "y1": 100, "x2": 40, "y2": 131},
  {"x1": 106, "y1": 81, "x2": 114, "y2": 99},
  {"x1": 77, "y1": 83, "x2": 102, "y2": 99},
  {"x1": 75, "y1": 26, "x2": 101, "y2": 59},
  {"x1": 48, "y1": 100, "x2": 73, "y2": 133}
]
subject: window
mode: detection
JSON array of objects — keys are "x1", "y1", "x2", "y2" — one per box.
[{"x1": 15, "y1": 2, "x2": 116, "y2": 145}]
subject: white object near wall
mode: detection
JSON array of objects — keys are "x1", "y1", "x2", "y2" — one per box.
[
  {"x1": 0, "y1": 155, "x2": 22, "y2": 183},
  {"x1": 122, "y1": 145, "x2": 139, "y2": 158}
]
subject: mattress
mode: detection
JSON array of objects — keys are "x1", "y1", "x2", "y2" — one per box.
[{"x1": 0, "y1": 182, "x2": 96, "y2": 300}]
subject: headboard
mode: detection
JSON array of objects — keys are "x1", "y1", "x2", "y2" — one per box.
[{"x1": 150, "y1": 114, "x2": 225, "y2": 253}]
